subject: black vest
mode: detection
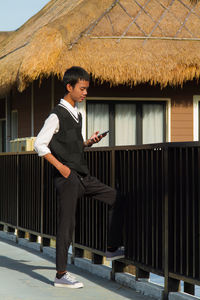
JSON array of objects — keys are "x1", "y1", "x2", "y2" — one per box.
[{"x1": 49, "y1": 104, "x2": 89, "y2": 176}]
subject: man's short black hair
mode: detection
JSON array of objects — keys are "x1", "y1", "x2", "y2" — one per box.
[{"x1": 63, "y1": 66, "x2": 90, "y2": 94}]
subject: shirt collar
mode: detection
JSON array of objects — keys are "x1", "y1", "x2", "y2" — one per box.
[{"x1": 60, "y1": 99, "x2": 78, "y2": 118}]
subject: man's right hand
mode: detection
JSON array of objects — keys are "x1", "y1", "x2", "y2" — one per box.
[
  {"x1": 59, "y1": 164, "x2": 71, "y2": 178},
  {"x1": 44, "y1": 153, "x2": 71, "y2": 179}
]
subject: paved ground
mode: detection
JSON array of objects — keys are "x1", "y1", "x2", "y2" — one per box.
[{"x1": 0, "y1": 237, "x2": 150, "y2": 300}]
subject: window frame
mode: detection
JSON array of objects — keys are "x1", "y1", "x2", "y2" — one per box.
[
  {"x1": 11, "y1": 110, "x2": 18, "y2": 140},
  {"x1": 86, "y1": 97, "x2": 170, "y2": 146},
  {"x1": 0, "y1": 118, "x2": 6, "y2": 152}
]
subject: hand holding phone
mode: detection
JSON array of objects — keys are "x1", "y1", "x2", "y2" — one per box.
[
  {"x1": 97, "y1": 130, "x2": 109, "y2": 138},
  {"x1": 88, "y1": 130, "x2": 109, "y2": 146}
]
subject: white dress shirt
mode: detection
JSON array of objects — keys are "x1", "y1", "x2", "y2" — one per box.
[{"x1": 34, "y1": 99, "x2": 80, "y2": 157}]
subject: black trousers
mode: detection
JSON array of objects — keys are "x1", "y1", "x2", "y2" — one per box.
[{"x1": 54, "y1": 170, "x2": 123, "y2": 272}]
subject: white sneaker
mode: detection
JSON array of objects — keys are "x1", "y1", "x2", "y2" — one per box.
[{"x1": 54, "y1": 272, "x2": 84, "y2": 288}]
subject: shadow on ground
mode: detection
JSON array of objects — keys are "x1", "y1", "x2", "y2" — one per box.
[{"x1": 0, "y1": 236, "x2": 148, "y2": 300}]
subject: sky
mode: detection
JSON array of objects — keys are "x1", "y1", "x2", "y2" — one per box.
[{"x1": 0, "y1": 0, "x2": 50, "y2": 31}]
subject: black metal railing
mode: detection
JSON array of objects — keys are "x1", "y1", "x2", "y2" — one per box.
[
  {"x1": 115, "y1": 146, "x2": 164, "y2": 275},
  {"x1": 0, "y1": 142, "x2": 200, "y2": 299},
  {"x1": 167, "y1": 145, "x2": 200, "y2": 291}
]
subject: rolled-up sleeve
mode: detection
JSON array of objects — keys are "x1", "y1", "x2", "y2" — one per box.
[{"x1": 34, "y1": 113, "x2": 59, "y2": 157}]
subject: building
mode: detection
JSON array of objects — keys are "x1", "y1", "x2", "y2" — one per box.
[{"x1": 0, "y1": 0, "x2": 200, "y2": 151}]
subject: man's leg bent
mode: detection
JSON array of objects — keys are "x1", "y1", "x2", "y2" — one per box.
[{"x1": 83, "y1": 175, "x2": 124, "y2": 249}]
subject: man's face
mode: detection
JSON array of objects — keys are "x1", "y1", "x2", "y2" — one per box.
[{"x1": 67, "y1": 80, "x2": 89, "y2": 104}]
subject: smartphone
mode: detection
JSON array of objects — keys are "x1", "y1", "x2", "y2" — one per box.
[{"x1": 97, "y1": 130, "x2": 109, "y2": 138}]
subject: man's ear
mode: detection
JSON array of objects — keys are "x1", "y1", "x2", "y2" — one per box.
[{"x1": 66, "y1": 83, "x2": 73, "y2": 93}]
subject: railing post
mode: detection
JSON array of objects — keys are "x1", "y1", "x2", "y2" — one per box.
[
  {"x1": 163, "y1": 147, "x2": 181, "y2": 299},
  {"x1": 164, "y1": 277, "x2": 181, "y2": 300}
]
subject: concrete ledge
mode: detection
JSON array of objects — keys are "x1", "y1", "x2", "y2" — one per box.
[
  {"x1": 115, "y1": 272, "x2": 164, "y2": 299},
  {"x1": 74, "y1": 257, "x2": 111, "y2": 280},
  {"x1": 0, "y1": 231, "x2": 16, "y2": 242},
  {"x1": 136, "y1": 279, "x2": 164, "y2": 299},
  {"x1": 115, "y1": 272, "x2": 136, "y2": 289},
  {"x1": 169, "y1": 292, "x2": 199, "y2": 300},
  {"x1": 43, "y1": 246, "x2": 56, "y2": 259},
  {"x1": 17, "y1": 238, "x2": 29, "y2": 246},
  {"x1": 18, "y1": 238, "x2": 41, "y2": 251}
]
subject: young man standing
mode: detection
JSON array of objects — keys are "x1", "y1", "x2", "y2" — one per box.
[{"x1": 34, "y1": 66, "x2": 124, "y2": 288}]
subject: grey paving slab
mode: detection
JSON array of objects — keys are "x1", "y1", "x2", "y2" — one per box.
[{"x1": 0, "y1": 238, "x2": 150, "y2": 300}]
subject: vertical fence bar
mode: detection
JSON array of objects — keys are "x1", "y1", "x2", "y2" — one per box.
[
  {"x1": 181, "y1": 148, "x2": 184, "y2": 276},
  {"x1": 164, "y1": 146, "x2": 169, "y2": 300},
  {"x1": 164, "y1": 147, "x2": 180, "y2": 299},
  {"x1": 191, "y1": 148, "x2": 195, "y2": 281},
  {"x1": 162, "y1": 148, "x2": 165, "y2": 275},
  {"x1": 156, "y1": 149, "x2": 159, "y2": 270},
  {"x1": 16, "y1": 154, "x2": 19, "y2": 240},
  {"x1": 111, "y1": 149, "x2": 115, "y2": 189},
  {"x1": 151, "y1": 149, "x2": 155, "y2": 268},
  {"x1": 198, "y1": 148, "x2": 200, "y2": 280},
  {"x1": 145, "y1": 150, "x2": 149, "y2": 266},
  {"x1": 173, "y1": 148, "x2": 177, "y2": 274},
  {"x1": 40, "y1": 157, "x2": 47, "y2": 249},
  {"x1": 141, "y1": 150, "x2": 145, "y2": 264},
  {"x1": 185, "y1": 148, "x2": 189, "y2": 278}
]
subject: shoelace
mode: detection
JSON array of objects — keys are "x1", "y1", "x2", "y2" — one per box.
[{"x1": 63, "y1": 272, "x2": 77, "y2": 283}]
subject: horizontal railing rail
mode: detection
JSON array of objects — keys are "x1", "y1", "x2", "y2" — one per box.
[{"x1": 1, "y1": 141, "x2": 200, "y2": 299}]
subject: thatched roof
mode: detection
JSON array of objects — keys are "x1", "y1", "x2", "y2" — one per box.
[
  {"x1": 0, "y1": 0, "x2": 200, "y2": 95},
  {"x1": 0, "y1": 31, "x2": 14, "y2": 43}
]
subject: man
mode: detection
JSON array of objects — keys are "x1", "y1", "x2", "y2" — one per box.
[{"x1": 34, "y1": 66, "x2": 124, "y2": 289}]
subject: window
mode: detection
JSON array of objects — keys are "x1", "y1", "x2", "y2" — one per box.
[
  {"x1": 87, "y1": 100, "x2": 166, "y2": 146},
  {"x1": 142, "y1": 104, "x2": 164, "y2": 144},
  {"x1": 115, "y1": 103, "x2": 136, "y2": 146},
  {"x1": 87, "y1": 103, "x2": 109, "y2": 146}
]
